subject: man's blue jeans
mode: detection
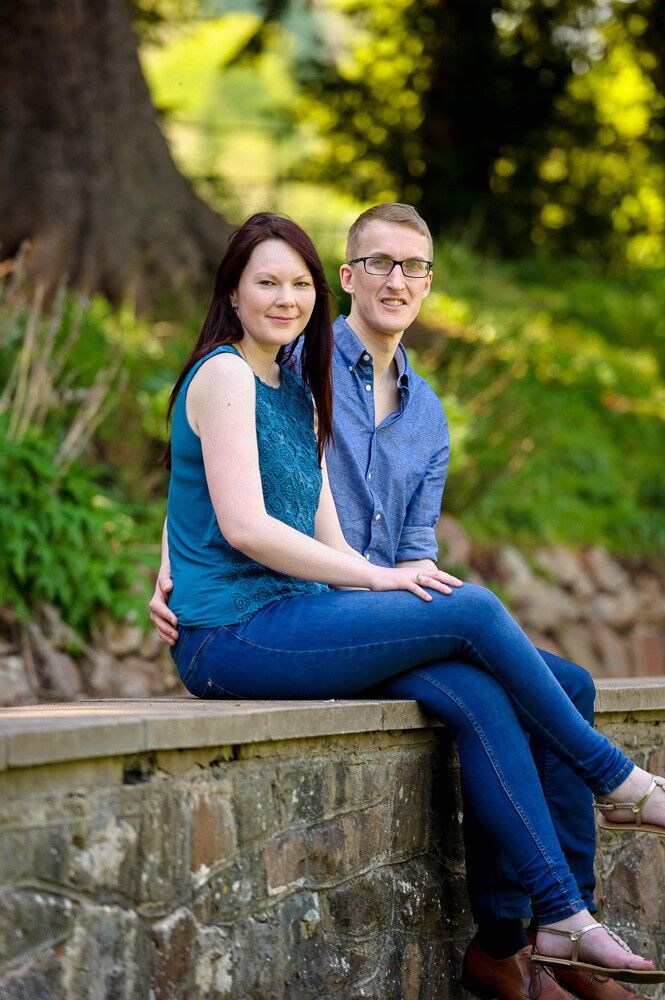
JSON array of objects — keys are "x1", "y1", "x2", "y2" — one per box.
[{"x1": 171, "y1": 584, "x2": 633, "y2": 922}]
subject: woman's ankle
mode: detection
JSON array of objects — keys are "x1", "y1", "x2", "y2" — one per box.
[{"x1": 539, "y1": 909, "x2": 595, "y2": 933}]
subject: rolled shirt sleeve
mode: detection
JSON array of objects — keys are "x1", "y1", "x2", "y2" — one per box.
[{"x1": 395, "y1": 431, "x2": 450, "y2": 563}]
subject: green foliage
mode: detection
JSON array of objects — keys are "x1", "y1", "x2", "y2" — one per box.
[
  {"x1": 0, "y1": 287, "x2": 166, "y2": 633},
  {"x1": 412, "y1": 244, "x2": 665, "y2": 553},
  {"x1": 0, "y1": 419, "x2": 150, "y2": 633},
  {"x1": 139, "y1": 0, "x2": 665, "y2": 266}
]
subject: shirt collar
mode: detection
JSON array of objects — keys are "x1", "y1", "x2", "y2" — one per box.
[{"x1": 334, "y1": 315, "x2": 411, "y2": 388}]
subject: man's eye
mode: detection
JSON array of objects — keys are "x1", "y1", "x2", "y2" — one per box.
[{"x1": 370, "y1": 257, "x2": 390, "y2": 266}]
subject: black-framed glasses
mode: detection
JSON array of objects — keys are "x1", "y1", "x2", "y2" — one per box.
[{"x1": 348, "y1": 256, "x2": 433, "y2": 278}]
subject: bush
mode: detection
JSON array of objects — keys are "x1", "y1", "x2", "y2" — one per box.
[
  {"x1": 0, "y1": 278, "x2": 162, "y2": 634},
  {"x1": 414, "y1": 244, "x2": 665, "y2": 555},
  {"x1": 0, "y1": 420, "x2": 144, "y2": 632}
]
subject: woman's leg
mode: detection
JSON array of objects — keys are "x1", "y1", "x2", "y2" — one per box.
[
  {"x1": 175, "y1": 587, "x2": 661, "y2": 969},
  {"x1": 376, "y1": 662, "x2": 586, "y2": 923},
  {"x1": 194, "y1": 585, "x2": 631, "y2": 796},
  {"x1": 442, "y1": 651, "x2": 597, "y2": 928}
]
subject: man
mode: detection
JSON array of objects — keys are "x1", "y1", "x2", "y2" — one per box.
[{"x1": 150, "y1": 204, "x2": 644, "y2": 1000}]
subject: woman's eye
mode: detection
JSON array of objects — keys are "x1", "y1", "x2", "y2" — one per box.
[
  {"x1": 296, "y1": 281, "x2": 312, "y2": 288},
  {"x1": 258, "y1": 279, "x2": 275, "y2": 286}
]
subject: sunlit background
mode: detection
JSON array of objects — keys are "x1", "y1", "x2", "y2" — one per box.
[{"x1": 1, "y1": 0, "x2": 664, "y2": 692}]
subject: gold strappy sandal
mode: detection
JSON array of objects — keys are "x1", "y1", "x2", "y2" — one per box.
[
  {"x1": 596, "y1": 775, "x2": 665, "y2": 836},
  {"x1": 531, "y1": 923, "x2": 665, "y2": 984}
]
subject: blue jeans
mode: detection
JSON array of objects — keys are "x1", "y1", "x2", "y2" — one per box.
[
  {"x1": 171, "y1": 584, "x2": 633, "y2": 922},
  {"x1": 379, "y1": 652, "x2": 598, "y2": 924}
]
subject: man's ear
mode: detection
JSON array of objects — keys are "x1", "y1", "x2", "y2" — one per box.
[{"x1": 339, "y1": 263, "x2": 354, "y2": 294}]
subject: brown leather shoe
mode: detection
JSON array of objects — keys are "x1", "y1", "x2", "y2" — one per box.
[
  {"x1": 462, "y1": 936, "x2": 576, "y2": 1000},
  {"x1": 525, "y1": 932, "x2": 650, "y2": 1000},
  {"x1": 544, "y1": 966, "x2": 650, "y2": 1000}
]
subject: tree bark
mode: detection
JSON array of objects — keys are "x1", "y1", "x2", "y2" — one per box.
[{"x1": 0, "y1": 0, "x2": 233, "y2": 309}]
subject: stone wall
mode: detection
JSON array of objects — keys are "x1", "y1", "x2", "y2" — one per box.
[{"x1": 0, "y1": 687, "x2": 663, "y2": 1000}]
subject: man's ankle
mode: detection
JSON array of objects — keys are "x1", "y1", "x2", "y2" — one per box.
[{"x1": 476, "y1": 918, "x2": 528, "y2": 960}]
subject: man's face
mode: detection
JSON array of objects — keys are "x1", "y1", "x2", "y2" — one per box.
[{"x1": 340, "y1": 221, "x2": 432, "y2": 339}]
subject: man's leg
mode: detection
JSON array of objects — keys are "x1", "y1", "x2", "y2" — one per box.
[{"x1": 462, "y1": 649, "x2": 596, "y2": 940}]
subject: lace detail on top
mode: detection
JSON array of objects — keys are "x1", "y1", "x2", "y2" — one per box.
[
  {"x1": 167, "y1": 344, "x2": 328, "y2": 628},
  {"x1": 220, "y1": 352, "x2": 328, "y2": 616}
]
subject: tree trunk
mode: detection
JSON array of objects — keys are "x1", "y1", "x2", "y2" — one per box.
[{"x1": 0, "y1": 0, "x2": 233, "y2": 309}]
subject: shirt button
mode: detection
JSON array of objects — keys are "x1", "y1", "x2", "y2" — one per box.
[
  {"x1": 365, "y1": 384, "x2": 372, "y2": 392},
  {"x1": 363, "y1": 353, "x2": 370, "y2": 361},
  {"x1": 365, "y1": 553, "x2": 371, "y2": 560},
  {"x1": 348, "y1": 365, "x2": 354, "y2": 372},
  {"x1": 367, "y1": 472, "x2": 372, "y2": 481},
  {"x1": 374, "y1": 513, "x2": 381, "y2": 521}
]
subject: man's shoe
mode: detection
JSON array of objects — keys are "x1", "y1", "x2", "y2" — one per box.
[
  {"x1": 526, "y1": 932, "x2": 650, "y2": 1000},
  {"x1": 462, "y1": 935, "x2": 575, "y2": 1000},
  {"x1": 542, "y1": 966, "x2": 650, "y2": 1000}
]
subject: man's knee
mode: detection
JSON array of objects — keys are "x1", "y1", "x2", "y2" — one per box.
[{"x1": 543, "y1": 653, "x2": 596, "y2": 720}]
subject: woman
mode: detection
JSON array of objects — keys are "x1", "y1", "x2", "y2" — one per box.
[{"x1": 165, "y1": 212, "x2": 664, "y2": 984}]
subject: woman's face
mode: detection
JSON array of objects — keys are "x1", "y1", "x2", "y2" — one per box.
[{"x1": 231, "y1": 238, "x2": 317, "y2": 350}]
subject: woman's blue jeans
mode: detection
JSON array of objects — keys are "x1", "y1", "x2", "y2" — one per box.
[{"x1": 171, "y1": 584, "x2": 634, "y2": 922}]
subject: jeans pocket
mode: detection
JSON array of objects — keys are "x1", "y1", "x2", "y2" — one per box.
[
  {"x1": 180, "y1": 627, "x2": 226, "y2": 696},
  {"x1": 201, "y1": 677, "x2": 234, "y2": 699},
  {"x1": 170, "y1": 627, "x2": 190, "y2": 671}
]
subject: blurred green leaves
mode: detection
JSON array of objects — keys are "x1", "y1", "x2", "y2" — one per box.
[
  {"x1": 412, "y1": 245, "x2": 665, "y2": 552},
  {"x1": 139, "y1": 0, "x2": 665, "y2": 266}
]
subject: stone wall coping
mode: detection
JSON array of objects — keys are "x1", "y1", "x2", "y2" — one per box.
[{"x1": 0, "y1": 678, "x2": 663, "y2": 773}]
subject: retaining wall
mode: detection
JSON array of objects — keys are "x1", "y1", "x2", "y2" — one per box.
[{"x1": 0, "y1": 680, "x2": 663, "y2": 999}]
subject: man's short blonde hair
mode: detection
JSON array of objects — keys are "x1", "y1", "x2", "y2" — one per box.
[{"x1": 346, "y1": 203, "x2": 433, "y2": 261}]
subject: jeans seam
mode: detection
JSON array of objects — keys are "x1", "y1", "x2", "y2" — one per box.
[
  {"x1": 435, "y1": 635, "x2": 628, "y2": 796},
  {"x1": 220, "y1": 627, "x2": 450, "y2": 657},
  {"x1": 181, "y1": 627, "x2": 225, "y2": 687},
  {"x1": 412, "y1": 667, "x2": 585, "y2": 918},
  {"x1": 226, "y1": 621, "x2": 628, "y2": 795}
]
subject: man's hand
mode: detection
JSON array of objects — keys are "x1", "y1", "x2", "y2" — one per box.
[
  {"x1": 149, "y1": 571, "x2": 179, "y2": 646},
  {"x1": 395, "y1": 558, "x2": 441, "y2": 574}
]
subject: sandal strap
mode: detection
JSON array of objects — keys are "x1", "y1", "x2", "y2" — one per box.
[
  {"x1": 595, "y1": 776, "x2": 663, "y2": 826},
  {"x1": 604, "y1": 925, "x2": 632, "y2": 954},
  {"x1": 539, "y1": 922, "x2": 602, "y2": 962},
  {"x1": 539, "y1": 922, "x2": 633, "y2": 964}
]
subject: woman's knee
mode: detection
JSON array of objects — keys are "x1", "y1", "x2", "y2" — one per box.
[{"x1": 438, "y1": 582, "x2": 507, "y2": 622}]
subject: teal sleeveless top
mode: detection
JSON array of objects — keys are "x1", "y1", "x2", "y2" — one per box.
[{"x1": 167, "y1": 344, "x2": 329, "y2": 626}]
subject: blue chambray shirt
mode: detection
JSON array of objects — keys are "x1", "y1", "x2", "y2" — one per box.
[{"x1": 288, "y1": 315, "x2": 450, "y2": 567}]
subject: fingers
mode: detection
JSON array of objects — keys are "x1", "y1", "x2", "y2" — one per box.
[
  {"x1": 148, "y1": 591, "x2": 179, "y2": 646},
  {"x1": 149, "y1": 611, "x2": 179, "y2": 645},
  {"x1": 149, "y1": 595, "x2": 177, "y2": 627},
  {"x1": 414, "y1": 571, "x2": 454, "y2": 595},
  {"x1": 409, "y1": 582, "x2": 433, "y2": 602},
  {"x1": 153, "y1": 620, "x2": 178, "y2": 646},
  {"x1": 419, "y1": 578, "x2": 452, "y2": 595}
]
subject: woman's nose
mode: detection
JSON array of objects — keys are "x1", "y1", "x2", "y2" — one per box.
[{"x1": 275, "y1": 285, "x2": 296, "y2": 305}]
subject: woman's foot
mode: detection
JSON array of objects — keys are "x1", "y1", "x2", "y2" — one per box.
[
  {"x1": 599, "y1": 768, "x2": 665, "y2": 830},
  {"x1": 536, "y1": 912, "x2": 653, "y2": 972}
]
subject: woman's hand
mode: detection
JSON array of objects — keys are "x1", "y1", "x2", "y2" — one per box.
[
  {"x1": 370, "y1": 565, "x2": 463, "y2": 602},
  {"x1": 149, "y1": 570, "x2": 179, "y2": 645}
]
